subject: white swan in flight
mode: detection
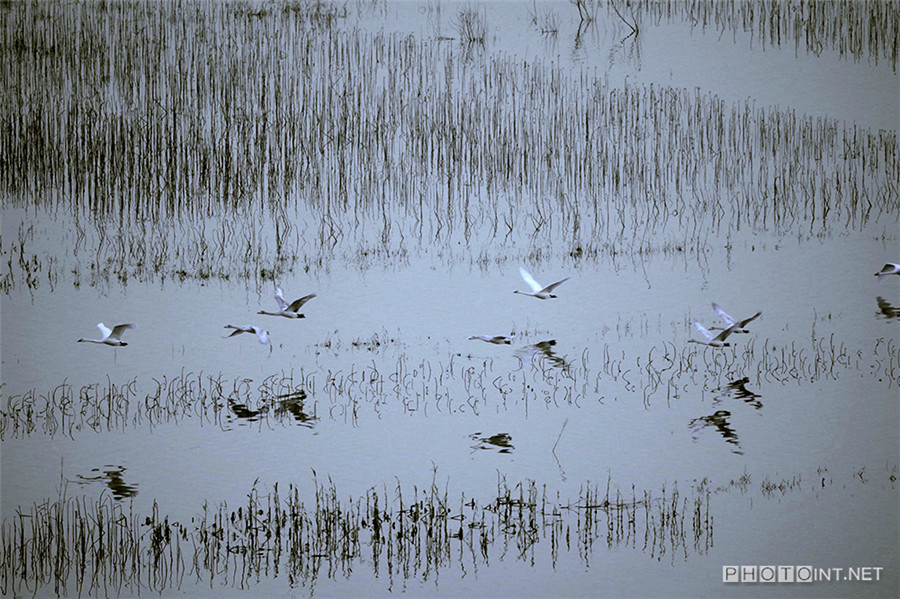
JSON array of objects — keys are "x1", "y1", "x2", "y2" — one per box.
[
  {"x1": 689, "y1": 322, "x2": 737, "y2": 347},
  {"x1": 223, "y1": 325, "x2": 270, "y2": 345},
  {"x1": 514, "y1": 267, "x2": 569, "y2": 299},
  {"x1": 875, "y1": 263, "x2": 900, "y2": 277},
  {"x1": 258, "y1": 287, "x2": 316, "y2": 319},
  {"x1": 711, "y1": 303, "x2": 762, "y2": 333},
  {"x1": 77, "y1": 323, "x2": 136, "y2": 347},
  {"x1": 468, "y1": 334, "x2": 514, "y2": 345}
]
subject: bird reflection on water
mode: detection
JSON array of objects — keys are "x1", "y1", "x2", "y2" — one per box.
[
  {"x1": 272, "y1": 390, "x2": 316, "y2": 427},
  {"x1": 692, "y1": 377, "x2": 765, "y2": 454},
  {"x1": 722, "y1": 377, "x2": 763, "y2": 410},
  {"x1": 469, "y1": 432, "x2": 514, "y2": 453},
  {"x1": 227, "y1": 389, "x2": 315, "y2": 428},
  {"x1": 514, "y1": 339, "x2": 572, "y2": 372},
  {"x1": 74, "y1": 465, "x2": 139, "y2": 500},
  {"x1": 227, "y1": 397, "x2": 262, "y2": 421},
  {"x1": 876, "y1": 297, "x2": 899, "y2": 320},
  {"x1": 689, "y1": 410, "x2": 743, "y2": 455}
]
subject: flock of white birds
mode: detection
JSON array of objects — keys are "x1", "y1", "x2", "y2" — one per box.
[{"x1": 77, "y1": 263, "x2": 900, "y2": 350}]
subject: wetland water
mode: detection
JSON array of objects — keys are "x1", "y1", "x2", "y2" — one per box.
[{"x1": 1, "y1": 1, "x2": 898, "y2": 597}]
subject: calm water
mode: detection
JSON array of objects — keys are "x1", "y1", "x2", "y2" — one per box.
[{"x1": 2, "y1": 1, "x2": 898, "y2": 597}]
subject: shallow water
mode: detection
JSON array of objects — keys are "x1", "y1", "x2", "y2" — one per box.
[{"x1": 2, "y1": 1, "x2": 899, "y2": 597}]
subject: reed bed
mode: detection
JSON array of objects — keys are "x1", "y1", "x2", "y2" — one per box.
[
  {"x1": 3, "y1": 323, "x2": 896, "y2": 440},
  {"x1": 1, "y1": 0, "x2": 897, "y2": 290},
  {"x1": 0, "y1": 473, "x2": 713, "y2": 596},
  {"x1": 4, "y1": 462, "x2": 890, "y2": 596},
  {"x1": 617, "y1": 0, "x2": 899, "y2": 71}
]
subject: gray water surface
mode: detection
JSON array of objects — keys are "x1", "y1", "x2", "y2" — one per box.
[{"x1": 1, "y1": 2, "x2": 898, "y2": 597}]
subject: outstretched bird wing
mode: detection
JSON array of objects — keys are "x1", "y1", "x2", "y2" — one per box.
[
  {"x1": 692, "y1": 321, "x2": 715, "y2": 342},
  {"x1": 737, "y1": 311, "x2": 762, "y2": 328},
  {"x1": 109, "y1": 324, "x2": 135, "y2": 340},
  {"x1": 287, "y1": 293, "x2": 316, "y2": 312},
  {"x1": 518, "y1": 267, "x2": 543, "y2": 292},
  {"x1": 274, "y1": 287, "x2": 289, "y2": 311},
  {"x1": 540, "y1": 278, "x2": 569, "y2": 294},
  {"x1": 714, "y1": 323, "x2": 738, "y2": 343},
  {"x1": 711, "y1": 303, "x2": 736, "y2": 327},
  {"x1": 250, "y1": 326, "x2": 270, "y2": 344}
]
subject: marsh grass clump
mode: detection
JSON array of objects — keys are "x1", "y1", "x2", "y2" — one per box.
[
  {"x1": 453, "y1": 5, "x2": 487, "y2": 45},
  {"x1": 529, "y1": 3, "x2": 560, "y2": 35},
  {"x1": 280, "y1": 0, "x2": 348, "y2": 26}
]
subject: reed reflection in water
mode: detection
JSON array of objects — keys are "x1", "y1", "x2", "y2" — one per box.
[
  {"x1": 3, "y1": 464, "x2": 894, "y2": 597},
  {"x1": 3, "y1": 321, "x2": 896, "y2": 442},
  {"x1": 0, "y1": 473, "x2": 713, "y2": 597}
]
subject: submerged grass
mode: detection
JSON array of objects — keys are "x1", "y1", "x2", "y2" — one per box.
[{"x1": 1, "y1": 0, "x2": 897, "y2": 289}]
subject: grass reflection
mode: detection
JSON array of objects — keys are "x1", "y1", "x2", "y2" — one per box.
[
  {"x1": 1, "y1": 324, "x2": 897, "y2": 441},
  {"x1": 3, "y1": 463, "x2": 891, "y2": 596}
]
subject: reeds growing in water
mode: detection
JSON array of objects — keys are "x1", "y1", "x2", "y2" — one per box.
[
  {"x1": 1, "y1": 0, "x2": 897, "y2": 289},
  {"x1": 0, "y1": 473, "x2": 714, "y2": 596},
  {"x1": 616, "y1": 0, "x2": 899, "y2": 71},
  {"x1": 2, "y1": 321, "x2": 897, "y2": 441},
  {"x1": 3, "y1": 460, "x2": 890, "y2": 597}
]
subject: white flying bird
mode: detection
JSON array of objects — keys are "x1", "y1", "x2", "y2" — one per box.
[
  {"x1": 874, "y1": 263, "x2": 900, "y2": 277},
  {"x1": 514, "y1": 267, "x2": 569, "y2": 300},
  {"x1": 468, "y1": 334, "x2": 514, "y2": 345},
  {"x1": 223, "y1": 325, "x2": 270, "y2": 345},
  {"x1": 711, "y1": 303, "x2": 762, "y2": 334},
  {"x1": 258, "y1": 287, "x2": 316, "y2": 319},
  {"x1": 77, "y1": 323, "x2": 136, "y2": 347},
  {"x1": 689, "y1": 322, "x2": 738, "y2": 347}
]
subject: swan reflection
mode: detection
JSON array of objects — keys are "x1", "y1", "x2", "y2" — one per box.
[
  {"x1": 876, "y1": 296, "x2": 899, "y2": 319},
  {"x1": 515, "y1": 339, "x2": 572, "y2": 372},
  {"x1": 469, "y1": 432, "x2": 514, "y2": 453},
  {"x1": 74, "y1": 465, "x2": 139, "y2": 500},
  {"x1": 689, "y1": 410, "x2": 743, "y2": 455}
]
